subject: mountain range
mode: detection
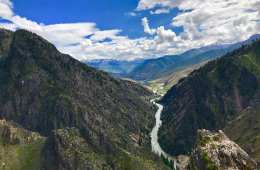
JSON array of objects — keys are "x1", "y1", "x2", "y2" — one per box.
[
  {"x1": 0, "y1": 28, "x2": 259, "y2": 170},
  {"x1": 87, "y1": 35, "x2": 260, "y2": 83},
  {"x1": 87, "y1": 59, "x2": 144, "y2": 76},
  {"x1": 0, "y1": 29, "x2": 170, "y2": 170}
]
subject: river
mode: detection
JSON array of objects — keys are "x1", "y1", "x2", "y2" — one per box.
[{"x1": 150, "y1": 99, "x2": 177, "y2": 169}]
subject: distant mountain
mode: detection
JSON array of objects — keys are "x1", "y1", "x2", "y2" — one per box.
[
  {"x1": 86, "y1": 35, "x2": 260, "y2": 84},
  {"x1": 128, "y1": 35, "x2": 260, "y2": 82},
  {"x1": 158, "y1": 38, "x2": 260, "y2": 164},
  {"x1": 86, "y1": 59, "x2": 144, "y2": 76},
  {"x1": 0, "y1": 29, "x2": 169, "y2": 170}
]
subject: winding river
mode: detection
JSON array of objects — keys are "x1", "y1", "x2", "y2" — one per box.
[
  {"x1": 150, "y1": 100, "x2": 166, "y2": 156},
  {"x1": 150, "y1": 99, "x2": 177, "y2": 169}
]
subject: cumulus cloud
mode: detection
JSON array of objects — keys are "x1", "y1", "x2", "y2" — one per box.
[
  {"x1": 0, "y1": 0, "x2": 169, "y2": 60},
  {"x1": 0, "y1": 0, "x2": 13, "y2": 19},
  {"x1": 142, "y1": 17, "x2": 178, "y2": 43},
  {"x1": 156, "y1": 26, "x2": 178, "y2": 42},
  {"x1": 136, "y1": 0, "x2": 182, "y2": 11},
  {"x1": 0, "y1": 0, "x2": 149, "y2": 60},
  {"x1": 172, "y1": 0, "x2": 260, "y2": 45},
  {"x1": 0, "y1": 0, "x2": 259, "y2": 61},
  {"x1": 138, "y1": 0, "x2": 260, "y2": 54}
]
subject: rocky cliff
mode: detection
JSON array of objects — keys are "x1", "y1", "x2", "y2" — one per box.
[{"x1": 188, "y1": 130, "x2": 257, "y2": 170}]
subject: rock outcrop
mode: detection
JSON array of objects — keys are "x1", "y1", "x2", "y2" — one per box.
[
  {"x1": 0, "y1": 119, "x2": 43, "y2": 145},
  {"x1": 188, "y1": 130, "x2": 257, "y2": 170}
]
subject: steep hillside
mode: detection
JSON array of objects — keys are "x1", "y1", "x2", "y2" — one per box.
[
  {"x1": 224, "y1": 98, "x2": 260, "y2": 161},
  {"x1": 0, "y1": 29, "x2": 169, "y2": 169},
  {"x1": 159, "y1": 39, "x2": 260, "y2": 159}
]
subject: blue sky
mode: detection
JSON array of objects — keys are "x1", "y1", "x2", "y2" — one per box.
[
  {"x1": 0, "y1": 0, "x2": 259, "y2": 60},
  {"x1": 12, "y1": 0, "x2": 180, "y2": 38}
]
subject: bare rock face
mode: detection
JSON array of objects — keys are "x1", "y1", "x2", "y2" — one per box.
[
  {"x1": 0, "y1": 119, "x2": 43, "y2": 145},
  {"x1": 188, "y1": 129, "x2": 257, "y2": 170}
]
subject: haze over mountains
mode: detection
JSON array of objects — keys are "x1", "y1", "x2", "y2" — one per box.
[{"x1": 87, "y1": 35, "x2": 260, "y2": 83}]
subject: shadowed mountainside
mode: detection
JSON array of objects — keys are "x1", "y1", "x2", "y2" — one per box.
[
  {"x1": 0, "y1": 29, "x2": 169, "y2": 170},
  {"x1": 159, "y1": 39, "x2": 260, "y2": 162}
]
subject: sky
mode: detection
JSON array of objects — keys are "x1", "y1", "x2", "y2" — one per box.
[{"x1": 0, "y1": 0, "x2": 260, "y2": 61}]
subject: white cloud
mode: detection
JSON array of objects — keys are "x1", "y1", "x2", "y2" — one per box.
[
  {"x1": 136, "y1": 0, "x2": 180, "y2": 11},
  {"x1": 156, "y1": 26, "x2": 177, "y2": 43},
  {"x1": 125, "y1": 12, "x2": 138, "y2": 17},
  {"x1": 172, "y1": 0, "x2": 260, "y2": 45},
  {"x1": 150, "y1": 8, "x2": 170, "y2": 15},
  {"x1": 0, "y1": 0, "x2": 167, "y2": 61},
  {"x1": 142, "y1": 17, "x2": 155, "y2": 35},
  {"x1": 0, "y1": 0, "x2": 260, "y2": 61},
  {"x1": 138, "y1": 0, "x2": 260, "y2": 55},
  {"x1": 142, "y1": 17, "x2": 178, "y2": 43},
  {"x1": 0, "y1": 1, "x2": 141, "y2": 60},
  {"x1": 90, "y1": 30, "x2": 122, "y2": 42},
  {"x1": 0, "y1": 0, "x2": 13, "y2": 19}
]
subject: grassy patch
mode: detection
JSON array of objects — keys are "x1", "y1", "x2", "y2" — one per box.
[
  {"x1": 0, "y1": 139, "x2": 45, "y2": 170},
  {"x1": 201, "y1": 152, "x2": 218, "y2": 170},
  {"x1": 240, "y1": 53, "x2": 260, "y2": 77},
  {"x1": 17, "y1": 139, "x2": 45, "y2": 170}
]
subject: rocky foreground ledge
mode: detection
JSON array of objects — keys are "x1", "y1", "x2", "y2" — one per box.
[{"x1": 185, "y1": 129, "x2": 258, "y2": 170}]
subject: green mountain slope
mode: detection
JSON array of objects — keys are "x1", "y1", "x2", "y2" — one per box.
[
  {"x1": 224, "y1": 99, "x2": 260, "y2": 161},
  {"x1": 159, "y1": 39, "x2": 260, "y2": 161},
  {"x1": 0, "y1": 29, "x2": 169, "y2": 170},
  {"x1": 129, "y1": 47, "x2": 231, "y2": 81}
]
